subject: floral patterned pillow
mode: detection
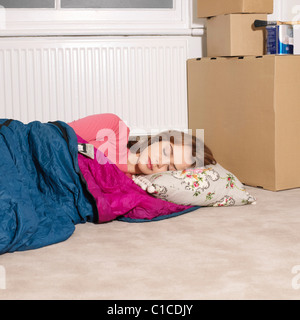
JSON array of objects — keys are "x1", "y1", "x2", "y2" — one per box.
[{"x1": 132, "y1": 163, "x2": 256, "y2": 207}]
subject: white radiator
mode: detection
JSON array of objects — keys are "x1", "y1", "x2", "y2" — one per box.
[{"x1": 0, "y1": 37, "x2": 189, "y2": 135}]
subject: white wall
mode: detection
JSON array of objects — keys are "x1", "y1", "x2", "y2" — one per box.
[
  {"x1": 272, "y1": 0, "x2": 300, "y2": 20},
  {"x1": 269, "y1": 0, "x2": 300, "y2": 54}
]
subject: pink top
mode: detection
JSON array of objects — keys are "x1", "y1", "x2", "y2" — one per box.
[{"x1": 68, "y1": 113, "x2": 130, "y2": 174}]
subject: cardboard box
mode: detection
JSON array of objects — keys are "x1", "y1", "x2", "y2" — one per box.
[
  {"x1": 207, "y1": 14, "x2": 267, "y2": 57},
  {"x1": 187, "y1": 55, "x2": 300, "y2": 191},
  {"x1": 197, "y1": 0, "x2": 273, "y2": 18}
]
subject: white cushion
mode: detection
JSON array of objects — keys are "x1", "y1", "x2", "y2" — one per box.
[{"x1": 132, "y1": 163, "x2": 256, "y2": 207}]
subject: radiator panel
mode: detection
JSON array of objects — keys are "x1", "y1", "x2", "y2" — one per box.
[{"x1": 0, "y1": 37, "x2": 188, "y2": 134}]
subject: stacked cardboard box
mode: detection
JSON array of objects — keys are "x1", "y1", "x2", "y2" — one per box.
[
  {"x1": 206, "y1": 13, "x2": 267, "y2": 57},
  {"x1": 188, "y1": 0, "x2": 300, "y2": 191},
  {"x1": 198, "y1": 0, "x2": 273, "y2": 57}
]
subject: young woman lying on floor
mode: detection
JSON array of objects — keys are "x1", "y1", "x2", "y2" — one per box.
[
  {"x1": 1, "y1": 116, "x2": 209, "y2": 253},
  {"x1": 0, "y1": 115, "x2": 255, "y2": 253},
  {"x1": 68, "y1": 113, "x2": 216, "y2": 178}
]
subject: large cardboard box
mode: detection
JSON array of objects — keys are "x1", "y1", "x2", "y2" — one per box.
[
  {"x1": 187, "y1": 55, "x2": 300, "y2": 191},
  {"x1": 197, "y1": 0, "x2": 273, "y2": 18},
  {"x1": 207, "y1": 14, "x2": 267, "y2": 57}
]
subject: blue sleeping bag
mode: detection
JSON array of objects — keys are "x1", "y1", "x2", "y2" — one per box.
[{"x1": 0, "y1": 119, "x2": 97, "y2": 254}]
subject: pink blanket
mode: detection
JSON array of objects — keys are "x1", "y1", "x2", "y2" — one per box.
[{"x1": 77, "y1": 135, "x2": 194, "y2": 222}]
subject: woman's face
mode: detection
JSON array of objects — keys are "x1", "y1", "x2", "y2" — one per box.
[{"x1": 137, "y1": 141, "x2": 194, "y2": 175}]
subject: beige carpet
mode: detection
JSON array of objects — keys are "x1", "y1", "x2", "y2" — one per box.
[{"x1": 1, "y1": 186, "x2": 300, "y2": 300}]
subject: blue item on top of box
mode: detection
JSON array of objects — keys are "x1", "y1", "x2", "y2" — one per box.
[{"x1": 266, "y1": 25, "x2": 294, "y2": 54}]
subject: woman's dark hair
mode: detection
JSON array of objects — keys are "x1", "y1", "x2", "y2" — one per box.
[{"x1": 127, "y1": 130, "x2": 216, "y2": 168}]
